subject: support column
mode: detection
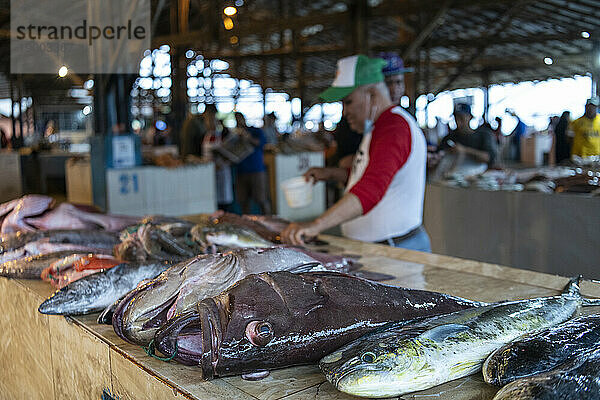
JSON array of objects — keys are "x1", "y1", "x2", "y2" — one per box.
[
  {"x1": 10, "y1": 79, "x2": 17, "y2": 148},
  {"x1": 592, "y1": 41, "x2": 600, "y2": 98},
  {"x1": 482, "y1": 71, "x2": 490, "y2": 123},
  {"x1": 350, "y1": 0, "x2": 368, "y2": 54}
]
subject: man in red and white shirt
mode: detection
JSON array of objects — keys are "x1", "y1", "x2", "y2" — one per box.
[{"x1": 281, "y1": 55, "x2": 430, "y2": 252}]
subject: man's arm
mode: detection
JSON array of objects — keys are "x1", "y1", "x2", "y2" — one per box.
[
  {"x1": 304, "y1": 167, "x2": 349, "y2": 184},
  {"x1": 281, "y1": 193, "x2": 363, "y2": 245}
]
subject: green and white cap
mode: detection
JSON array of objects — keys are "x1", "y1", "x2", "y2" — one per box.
[{"x1": 319, "y1": 55, "x2": 387, "y2": 102}]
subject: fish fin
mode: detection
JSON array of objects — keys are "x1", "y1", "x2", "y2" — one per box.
[
  {"x1": 563, "y1": 275, "x2": 583, "y2": 298},
  {"x1": 288, "y1": 262, "x2": 325, "y2": 273},
  {"x1": 241, "y1": 370, "x2": 270, "y2": 381},
  {"x1": 420, "y1": 324, "x2": 469, "y2": 342},
  {"x1": 347, "y1": 270, "x2": 395, "y2": 281}
]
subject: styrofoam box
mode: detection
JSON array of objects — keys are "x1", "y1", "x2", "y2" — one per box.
[
  {"x1": 0, "y1": 152, "x2": 23, "y2": 203},
  {"x1": 106, "y1": 163, "x2": 216, "y2": 216}
]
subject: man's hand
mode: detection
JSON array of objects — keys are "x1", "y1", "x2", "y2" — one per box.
[
  {"x1": 303, "y1": 167, "x2": 348, "y2": 184},
  {"x1": 281, "y1": 221, "x2": 322, "y2": 246}
]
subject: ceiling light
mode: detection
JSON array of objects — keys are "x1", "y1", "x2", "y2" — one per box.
[
  {"x1": 224, "y1": 6, "x2": 237, "y2": 16},
  {"x1": 581, "y1": 31, "x2": 591, "y2": 39},
  {"x1": 58, "y1": 66, "x2": 68, "y2": 77},
  {"x1": 544, "y1": 57, "x2": 553, "y2": 65}
]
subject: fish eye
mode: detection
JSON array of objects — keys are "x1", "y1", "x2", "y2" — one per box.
[
  {"x1": 245, "y1": 321, "x2": 274, "y2": 347},
  {"x1": 257, "y1": 323, "x2": 271, "y2": 335},
  {"x1": 361, "y1": 352, "x2": 376, "y2": 363}
]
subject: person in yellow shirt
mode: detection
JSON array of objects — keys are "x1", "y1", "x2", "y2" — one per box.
[{"x1": 571, "y1": 97, "x2": 600, "y2": 157}]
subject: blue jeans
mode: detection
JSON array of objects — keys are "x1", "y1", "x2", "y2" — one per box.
[{"x1": 383, "y1": 226, "x2": 432, "y2": 253}]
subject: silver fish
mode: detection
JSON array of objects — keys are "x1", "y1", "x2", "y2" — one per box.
[
  {"x1": 492, "y1": 345, "x2": 600, "y2": 400},
  {"x1": 320, "y1": 277, "x2": 600, "y2": 398},
  {"x1": 112, "y1": 247, "x2": 324, "y2": 346},
  {"x1": 38, "y1": 260, "x2": 174, "y2": 315},
  {"x1": 190, "y1": 223, "x2": 273, "y2": 250}
]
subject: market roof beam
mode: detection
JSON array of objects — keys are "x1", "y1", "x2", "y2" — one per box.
[{"x1": 402, "y1": 0, "x2": 452, "y2": 61}]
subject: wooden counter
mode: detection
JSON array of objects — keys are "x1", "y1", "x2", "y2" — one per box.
[{"x1": 2, "y1": 234, "x2": 600, "y2": 400}]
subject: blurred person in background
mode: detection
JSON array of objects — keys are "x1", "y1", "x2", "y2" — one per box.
[
  {"x1": 507, "y1": 109, "x2": 527, "y2": 161},
  {"x1": 554, "y1": 111, "x2": 571, "y2": 163},
  {"x1": 234, "y1": 112, "x2": 271, "y2": 215},
  {"x1": 571, "y1": 97, "x2": 600, "y2": 158},
  {"x1": 263, "y1": 113, "x2": 279, "y2": 145},
  {"x1": 200, "y1": 105, "x2": 234, "y2": 211},
  {"x1": 282, "y1": 55, "x2": 430, "y2": 252},
  {"x1": 378, "y1": 52, "x2": 413, "y2": 106},
  {"x1": 0, "y1": 128, "x2": 8, "y2": 149},
  {"x1": 439, "y1": 103, "x2": 498, "y2": 167}
]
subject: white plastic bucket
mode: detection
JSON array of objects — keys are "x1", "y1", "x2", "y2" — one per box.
[{"x1": 281, "y1": 177, "x2": 313, "y2": 208}]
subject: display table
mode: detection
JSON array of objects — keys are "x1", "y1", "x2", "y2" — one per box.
[
  {"x1": 423, "y1": 182, "x2": 600, "y2": 279},
  {"x1": 2, "y1": 228, "x2": 600, "y2": 400}
]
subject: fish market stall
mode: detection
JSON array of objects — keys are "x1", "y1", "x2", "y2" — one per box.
[
  {"x1": 424, "y1": 168, "x2": 600, "y2": 278},
  {"x1": 2, "y1": 219, "x2": 600, "y2": 400}
]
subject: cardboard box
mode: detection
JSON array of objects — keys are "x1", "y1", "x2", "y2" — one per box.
[
  {"x1": 66, "y1": 157, "x2": 93, "y2": 205},
  {"x1": 0, "y1": 152, "x2": 23, "y2": 203}
]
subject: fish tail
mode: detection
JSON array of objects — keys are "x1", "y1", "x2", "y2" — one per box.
[
  {"x1": 563, "y1": 275, "x2": 582, "y2": 298},
  {"x1": 563, "y1": 276, "x2": 600, "y2": 306}
]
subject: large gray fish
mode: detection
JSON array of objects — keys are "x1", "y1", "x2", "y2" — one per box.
[
  {"x1": 153, "y1": 271, "x2": 483, "y2": 378},
  {"x1": 111, "y1": 247, "x2": 327, "y2": 346},
  {"x1": 320, "y1": 277, "x2": 600, "y2": 398},
  {"x1": 483, "y1": 314, "x2": 600, "y2": 386},
  {"x1": 38, "y1": 260, "x2": 174, "y2": 315},
  {"x1": 0, "y1": 251, "x2": 90, "y2": 279},
  {"x1": 492, "y1": 346, "x2": 600, "y2": 400}
]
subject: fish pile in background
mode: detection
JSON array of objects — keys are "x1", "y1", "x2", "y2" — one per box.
[{"x1": 3, "y1": 194, "x2": 600, "y2": 398}]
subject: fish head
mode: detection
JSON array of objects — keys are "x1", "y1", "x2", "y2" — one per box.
[
  {"x1": 320, "y1": 331, "x2": 430, "y2": 398},
  {"x1": 113, "y1": 258, "x2": 197, "y2": 345},
  {"x1": 155, "y1": 271, "x2": 324, "y2": 378}
]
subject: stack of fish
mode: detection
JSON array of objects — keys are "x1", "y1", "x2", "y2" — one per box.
[
  {"x1": 319, "y1": 277, "x2": 600, "y2": 399},
  {"x1": 0, "y1": 195, "x2": 139, "y2": 233},
  {"x1": 0, "y1": 230, "x2": 120, "y2": 278},
  {"x1": 8, "y1": 194, "x2": 600, "y2": 396}
]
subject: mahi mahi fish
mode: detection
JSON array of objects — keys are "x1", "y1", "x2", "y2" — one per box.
[
  {"x1": 319, "y1": 277, "x2": 600, "y2": 398},
  {"x1": 492, "y1": 345, "x2": 600, "y2": 400},
  {"x1": 38, "y1": 260, "x2": 175, "y2": 315},
  {"x1": 152, "y1": 271, "x2": 483, "y2": 379},
  {"x1": 483, "y1": 314, "x2": 600, "y2": 386},
  {"x1": 112, "y1": 247, "x2": 330, "y2": 346}
]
